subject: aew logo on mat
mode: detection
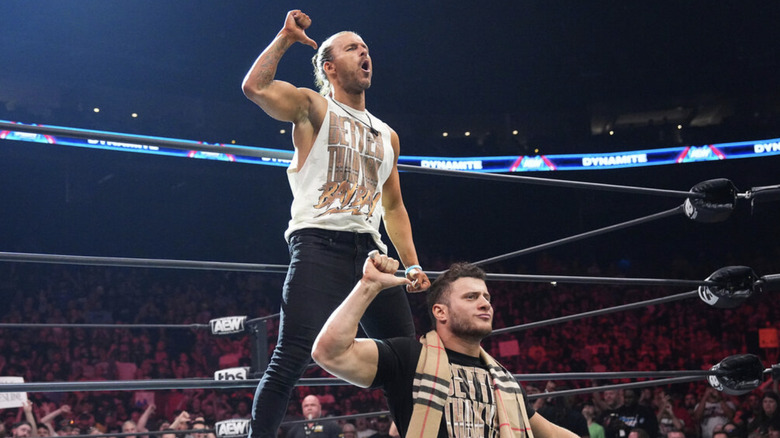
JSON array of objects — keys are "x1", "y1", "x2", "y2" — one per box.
[
  {"x1": 210, "y1": 316, "x2": 247, "y2": 335},
  {"x1": 216, "y1": 419, "x2": 250, "y2": 438},
  {"x1": 214, "y1": 367, "x2": 250, "y2": 380}
]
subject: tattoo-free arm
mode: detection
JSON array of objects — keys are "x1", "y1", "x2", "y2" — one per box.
[
  {"x1": 312, "y1": 253, "x2": 410, "y2": 387},
  {"x1": 381, "y1": 130, "x2": 430, "y2": 292}
]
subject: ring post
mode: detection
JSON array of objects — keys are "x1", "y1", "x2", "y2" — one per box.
[{"x1": 246, "y1": 319, "x2": 268, "y2": 377}]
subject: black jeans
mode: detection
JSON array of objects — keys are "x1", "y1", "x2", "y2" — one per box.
[{"x1": 250, "y1": 229, "x2": 416, "y2": 437}]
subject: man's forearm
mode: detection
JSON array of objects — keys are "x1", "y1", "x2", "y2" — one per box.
[
  {"x1": 242, "y1": 33, "x2": 294, "y2": 93},
  {"x1": 383, "y1": 205, "x2": 419, "y2": 268},
  {"x1": 24, "y1": 406, "x2": 38, "y2": 437}
]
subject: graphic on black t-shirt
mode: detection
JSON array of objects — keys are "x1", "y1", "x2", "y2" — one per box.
[
  {"x1": 373, "y1": 337, "x2": 535, "y2": 438},
  {"x1": 447, "y1": 363, "x2": 499, "y2": 438}
]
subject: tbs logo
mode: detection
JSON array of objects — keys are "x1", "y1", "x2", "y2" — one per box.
[{"x1": 214, "y1": 367, "x2": 250, "y2": 381}]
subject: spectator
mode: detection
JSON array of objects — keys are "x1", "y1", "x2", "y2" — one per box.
[
  {"x1": 71, "y1": 412, "x2": 95, "y2": 436},
  {"x1": 747, "y1": 392, "x2": 780, "y2": 438},
  {"x1": 169, "y1": 411, "x2": 191, "y2": 434},
  {"x1": 535, "y1": 382, "x2": 589, "y2": 438},
  {"x1": 595, "y1": 389, "x2": 624, "y2": 419},
  {"x1": 629, "y1": 429, "x2": 650, "y2": 438},
  {"x1": 694, "y1": 388, "x2": 736, "y2": 438},
  {"x1": 723, "y1": 422, "x2": 745, "y2": 438},
  {"x1": 583, "y1": 404, "x2": 606, "y2": 438},
  {"x1": 38, "y1": 403, "x2": 71, "y2": 437},
  {"x1": 655, "y1": 390, "x2": 694, "y2": 438},
  {"x1": 606, "y1": 389, "x2": 659, "y2": 438},
  {"x1": 11, "y1": 421, "x2": 35, "y2": 438},
  {"x1": 186, "y1": 417, "x2": 215, "y2": 438},
  {"x1": 367, "y1": 416, "x2": 392, "y2": 438},
  {"x1": 121, "y1": 403, "x2": 154, "y2": 438},
  {"x1": 353, "y1": 417, "x2": 376, "y2": 438},
  {"x1": 341, "y1": 423, "x2": 357, "y2": 438},
  {"x1": 734, "y1": 394, "x2": 760, "y2": 427},
  {"x1": 286, "y1": 396, "x2": 340, "y2": 438}
]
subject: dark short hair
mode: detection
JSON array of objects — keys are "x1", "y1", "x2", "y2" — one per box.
[
  {"x1": 426, "y1": 262, "x2": 486, "y2": 327},
  {"x1": 12, "y1": 421, "x2": 32, "y2": 430},
  {"x1": 764, "y1": 391, "x2": 780, "y2": 403}
]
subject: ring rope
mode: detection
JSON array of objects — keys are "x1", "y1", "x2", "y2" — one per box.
[
  {"x1": 0, "y1": 314, "x2": 282, "y2": 330},
  {"x1": 282, "y1": 410, "x2": 390, "y2": 426},
  {"x1": 398, "y1": 164, "x2": 706, "y2": 199},
  {"x1": 0, "y1": 120, "x2": 710, "y2": 200},
  {"x1": 528, "y1": 376, "x2": 704, "y2": 401},
  {"x1": 44, "y1": 412, "x2": 396, "y2": 438},
  {"x1": 0, "y1": 120, "x2": 293, "y2": 161},
  {"x1": 0, "y1": 367, "x2": 758, "y2": 393},
  {"x1": 0, "y1": 250, "x2": 719, "y2": 288},
  {"x1": 57, "y1": 428, "x2": 217, "y2": 438},
  {"x1": 490, "y1": 290, "x2": 698, "y2": 336},
  {"x1": 0, "y1": 251, "x2": 289, "y2": 273},
  {"x1": 473, "y1": 205, "x2": 684, "y2": 266},
  {"x1": 473, "y1": 274, "x2": 713, "y2": 288},
  {"x1": 0, "y1": 322, "x2": 208, "y2": 330}
]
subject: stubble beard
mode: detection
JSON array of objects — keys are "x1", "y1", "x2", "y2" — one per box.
[{"x1": 449, "y1": 313, "x2": 492, "y2": 343}]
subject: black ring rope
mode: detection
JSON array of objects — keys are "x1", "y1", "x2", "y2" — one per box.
[
  {"x1": 476, "y1": 272, "x2": 712, "y2": 288},
  {"x1": 473, "y1": 205, "x2": 684, "y2": 266},
  {"x1": 0, "y1": 367, "x2": 749, "y2": 393},
  {"x1": 57, "y1": 428, "x2": 217, "y2": 438},
  {"x1": 526, "y1": 376, "x2": 704, "y2": 401},
  {"x1": 282, "y1": 410, "x2": 390, "y2": 426},
  {"x1": 0, "y1": 251, "x2": 716, "y2": 289},
  {"x1": 246, "y1": 314, "x2": 281, "y2": 324},
  {"x1": 45, "y1": 412, "x2": 396, "y2": 438},
  {"x1": 490, "y1": 290, "x2": 698, "y2": 336},
  {"x1": 0, "y1": 251, "x2": 289, "y2": 273},
  {"x1": 398, "y1": 164, "x2": 705, "y2": 199}
]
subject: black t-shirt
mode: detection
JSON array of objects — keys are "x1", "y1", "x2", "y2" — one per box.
[
  {"x1": 371, "y1": 336, "x2": 535, "y2": 438},
  {"x1": 286, "y1": 420, "x2": 342, "y2": 438}
]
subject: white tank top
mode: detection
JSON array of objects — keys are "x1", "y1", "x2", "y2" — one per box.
[{"x1": 284, "y1": 97, "x2": 395, "y2": 252}]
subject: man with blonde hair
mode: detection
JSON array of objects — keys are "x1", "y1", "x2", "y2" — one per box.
[{"x1": 241, "y1": 9, "x2": 430, "y2": 438}]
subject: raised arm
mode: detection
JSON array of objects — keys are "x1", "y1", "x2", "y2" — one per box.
[
  {"x1": 381, "y1": 130, "x2": 430, "y2": 292},
  {"x1": 241, "y1": 10, "x2": 325, "y2": 128},
  {"x1": 311, "y1": 252, "x2": 411, "y2": 387},
  {"x1": 39, "y1": 403, "x2": 70, "y2": 436},
  {"x1": 137, "y1": 403, "x2": 155, "y2": 433},
  {"x1": 23, "y1": 400, "x2": 39, "y2": 438}
]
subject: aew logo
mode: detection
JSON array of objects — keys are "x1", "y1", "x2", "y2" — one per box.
[
  {"x1": 215, "y1": 419, "x2": 250, "y2": 438},
  {"x1": 210, "y1": 316, "x2": 247, "y2": 335},
  {"x1": 214, "y1": 367, "x2": 250, "y2": 381}
]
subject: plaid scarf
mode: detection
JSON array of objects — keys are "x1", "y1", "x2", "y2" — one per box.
[{"x1": 406, "y1": 331, "x2": 533, "y2": 438}]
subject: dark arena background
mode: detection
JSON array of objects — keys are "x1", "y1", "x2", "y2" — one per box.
[{"x1": 1, "y1": 2, "x2": 780, "y2": 438}]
